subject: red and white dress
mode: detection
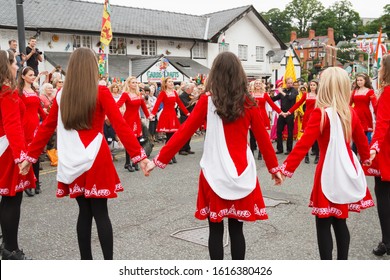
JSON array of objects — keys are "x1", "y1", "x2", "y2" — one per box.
[
  {"x1": 0, "y1": 86, "x2": 35, "y2": 196},
  {"x1": 280, "y1": 107, "x2": 374, "y2": 218},
  {"x1": 151, "y1": 90, "x2": 189, "y2": 133},
  {"x1": 116, "y1": 92, "x2": 150, "y2": 137},
  {"x1": 252, "y1": 92, "x2": 281, "y2": 130},
  {"x1": 153, "y1": 94, "x2": 279, "y2": 222},
  {"x1": 350, "y1": 88, "x2": 377, "y2": 132},
  {"x1": 20, "y1": 90, "x2": 46, "y2": 144},
  {"x1": 369, "y1": 85, "x2": 390, "y2": 181},
  {"x1": 26, "y1": 85, "x2": 147, "y2": 199},
  {"x1": 287, "y1": 92, "x2": 317, "y2": 132}
]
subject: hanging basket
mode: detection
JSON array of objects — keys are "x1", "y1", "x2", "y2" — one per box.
[{"x1": 52, "y1": 34, "x2": 59, "y2": 42}]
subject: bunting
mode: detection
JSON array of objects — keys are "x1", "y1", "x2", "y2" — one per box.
[{"x1": 100, "y1": 0, "x2": 112, "y2": 46}]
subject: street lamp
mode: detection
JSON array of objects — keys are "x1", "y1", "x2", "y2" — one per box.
[
  {"x1": 318, "y1": 48, "x2": 326, "y2": 59},
  {"x1": 349, "y1": 49, "x2": 355, "y2": 61},
  {"x1": 309, "y1": 48, "x2": 316, "y2": 59}
]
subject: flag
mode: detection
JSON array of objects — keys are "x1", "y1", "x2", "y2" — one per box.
[
  {"x1": 373, "y1": 28, "x2": 384, "y2": 90},
  {"x1": 221, "y1": 33, "x2": 226, "y2": 46},
  {"x1": 283, "y1": 54, "x2": 296, "y2": 88},
  {"x1": 100, "y1": 0, "x2": 112, "y2": 46}
]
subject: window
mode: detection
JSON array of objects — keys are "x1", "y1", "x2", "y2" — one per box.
[
  {"x1": 219, "y1": 42, "x2": 229, "y2": 53},
  {"x1": 73, "y1": 35, "x2": 92, "y2": 49},
  {"x1": 141, "y1": 40, "x2": 157, "y2": 56},
  {"x1": 238, "y1": 44, "x2": 248, "y2": 61},
  {"x1": 256, "y1": 46, "x2": 264, "y2": 62},
  {"x1": 192, "y1": 42, "x2": 207, "y2": 58},
  {"x1": 109, "y1": 37, "x2": 127, "y2": 55}
]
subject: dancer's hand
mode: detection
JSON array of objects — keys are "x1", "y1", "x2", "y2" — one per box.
[
  {"x1": 19, "y1": 160, "x2": 31, "y2": 175},
  {"x1": 140, "y1": 158, "x2": 151, "y2": 176},
  {"x1": 146, "y1": 161, "x2": 156, "y2": 174},
  {"x1": 369, "y1": 149, "x2": 376, "y2": 162},
  {"x1": 272, "y1": 171, "x2": 283, "y2": 186}
]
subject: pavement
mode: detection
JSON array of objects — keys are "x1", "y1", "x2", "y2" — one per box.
[{"x1": 14, "y1": 135, "x2": 389, "y2": 260}]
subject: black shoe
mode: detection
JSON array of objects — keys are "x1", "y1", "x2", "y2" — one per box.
[
  {"x1": 275, "y1": 150, "x2": 283, "y2": 154},
  {"x1": 172, "y1": 156, "x2": 177, "y2": 163},
  {"x1": 314, "y1": 156, "x2": 319, "y2": 164},
  {"x1": 305, "y1": 156, "x2": 310, "y2": 164},
  {"x1": 179, "y1": 151, "x2": 188, "y2": 155},
  {"x1": 373, "y1": 242, "x2": 390, "y2": 256},
  {"x1": 126, "y1": 165, "x2": 135, "y2": 172},
  {"x1": 35, "y1": 184, "x2": 41, "y2": 194},
  {"x1": 169, "y1": 160, "x2": 173, "y2": 164},
  {"x1": 258, "y1": 153, "x2": 262, "y2": 160},
  {"x1": 2, "y1": 248, "x2": 30, "y2": 260},
  {"x1": 124, "y1": 163, "x2": 129, "y2": 169},
  {"x1": 134, "y1": 163, "x2": 139, "y2": 171},
  {"x1": 24, "y1": 189, "x2": 35, "y2": 197},
  {"x1": 310, "y1": 151, "x2": 316, "y2": 156},
  {"x1": 186, "y1": 150, "x2": 195, "y2": 154},
  {"x1": 284, "y1": 151, "x2": 290, "y2": 155}
]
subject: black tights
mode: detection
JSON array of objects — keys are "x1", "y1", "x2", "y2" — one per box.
[
  {"x1": 0, "y1": 192, "x2": 23, "y2": 251},
  {"x1": 75, "y1": 197, "x2": 113, "y2": 260},
  {"x1": 374, "y1": 177, "x2": 390, "y2": 246},
  {"x1": 208, "y1": 218, "x2": 245, "y2": 260},
  {"x1": 315, "y1": 216, "x2": 350, "y2": 260}
]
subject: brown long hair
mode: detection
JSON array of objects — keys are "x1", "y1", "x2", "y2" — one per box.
[
  {"x1": 0, "y1": 50, "x2": 16, "y2": 93},
  {"x1": 379, "y1": 54, "x2": 390, "y2": 97},
  {"x1": 60, "y1": 48, "x2": 98, "y2": 130},
  {"x1": 205, "y1": 51, "x2": 255, "y2": 122},
  {"x1": 18, "y1": 66, "x2": 37, "y2": 96}
]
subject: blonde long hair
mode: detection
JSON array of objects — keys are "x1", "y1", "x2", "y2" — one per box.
[
  {"x1": 60, "y1": 48, "x2": 98, "y2": 130},
  {"x1": 122, "y1": 76, "x2": 139, "y2": 95},
  {"x1": 316, "y1": 67, "x2": 352, "y2": 142}
]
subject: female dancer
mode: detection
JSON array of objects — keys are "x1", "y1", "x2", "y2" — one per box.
[
  {"x1": 368, "y1": 54, "x2": 390, "y2": 256},
  {"x1": 350, "y1": 73, "x2": 377, "y2": 153},
  {"x1": 146, "y1": 52, "x2": 282, "y2": 259},
  {"x1": 250, "y1": 79, "x2": 281, "y2": 159},
  {"x1": 117, "y1": 76, "x2": 150, "y2": 172},
  {"x1": 20, "y1": 48, "x2": 150, "y2": 260},
  {"x1": 150, "y1": 77, "x2": 189, "y2": 164},
  {"x1": 285, "y1": 80, "x2": 319, "y2": 164},
  {"x1": 0, "y1": 50, "x2": 35, "y2": 260},
  {"x1": 18, "y1": 66, "x2": 47, "y2": 196},
  {"x1": 280, "y1": 67, "x2": 374, "y2": 260}
]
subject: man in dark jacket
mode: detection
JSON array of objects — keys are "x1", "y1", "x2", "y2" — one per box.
[
  {"x1": 179, "y1": 82, "x2": 196, "y2": 155},
  {"x1": 271, "y1": 77, "x2": 298, "y2": 154}
]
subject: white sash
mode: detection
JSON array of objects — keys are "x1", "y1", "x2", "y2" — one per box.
[
  {"x1": 200, "y1": 96, "x2": 257, "y2": 200},
  {"x1": 56, "y1": 91, "x2": 103, "y2": 184},
  {"x1": 0, "y1": 135, "x2": 9, "y2": 157},
  {"x1": 321, "y1": 108, "x2": 366, "y2": 204}
]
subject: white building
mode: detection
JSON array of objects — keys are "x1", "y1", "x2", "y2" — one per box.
[{"x1": 0, "y1": 0, "x2": 287, "y2": 84}]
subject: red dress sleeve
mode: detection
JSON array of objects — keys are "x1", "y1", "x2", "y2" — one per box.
[
  {"x1": 349, "y1": 90, "x2": 356, "y2": 106},
  {"x1": 265, "y1": 93, "x2": 282, "y2": 114},
  {"x1": 140, "y1": 98, "x2": 150, "y2": 118},
  {"x1": 368, "y1": 89, "x2": 378, "y2": 114},
  {"x1": 371, "y1": 88, "x2": 390, "y2": 152},
  {"x1": 116, "y1": 93, "x2": 127, "y2": 108},
  {"x1": 154, "y1": 94, "x2": 208, "y2": 167},
  {"x1": 99, "y1": 87, "x2": 147, "y2": 162},
  {"x1": 38, "y1": 104, "x2": 47, "y2": 121},
  {"x1": 1, "y1": 92, "x2": 26, "y2": 163},
  {"x1": 151, "y1": 91, "x2": 165, "y2": 116},
  {"x1": 249, "y1": 106, "x2": 279, "y2": 173},
  {"x1": 175, "y1": 91, "x2": 189, "y2": 116},
  {"x1": 280, "y1": 108, "x2": 322, "y2": 177},
  {"x1": 351, "y1": 108, "x2": 370, "y2": 162},
  {"x1": 288, "y1": 92, "x2": 307, "y2": 114},
  {"x1": 27, "y1": 96, "x2": 59, "y2": 162}
]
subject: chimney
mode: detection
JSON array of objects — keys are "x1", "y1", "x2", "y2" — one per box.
[
  {"x1": 290, "y1": 31, "x2": 297, "y2": 43},
  {"x1": 309, "y1": 29, "x2": 315, "y2": 40},
  {"x1": 327, "y1": 28, "x2": 334, "y2": 41}
]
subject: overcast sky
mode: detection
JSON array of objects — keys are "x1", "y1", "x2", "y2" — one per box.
[{"x1": 89, "y1": 0, "x2": 387, "y2": 18}]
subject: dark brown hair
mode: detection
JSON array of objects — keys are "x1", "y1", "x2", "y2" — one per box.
[
  {"x1": 205, "y1": 51, "x2": 255, "y2": 122},
  {"x1": 18, "y1": 66, "x2": 37, "y2": 96},
  {"x1": 60, "y1": 48, "x2": 98, "y2": 130},
  {"x1": 0, "y1": 50, "x2": 16, "y2": 93},
  {"x1": 354, "y1": 73, "x2": 373, "y2": 90}
]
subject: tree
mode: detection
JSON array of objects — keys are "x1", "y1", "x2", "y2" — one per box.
[
  {"x1": 285, "y1": 0, "x2": 324, "y2": 37},
  {"x1": 364, "y1": 4, "x2": 390, "y2": 35},
  {"x1": 261, "y1": 8, "x2": 293, "y2": 42},
  {"x1": 329, "y1": 0, "x2": 362, "y2": 42}
]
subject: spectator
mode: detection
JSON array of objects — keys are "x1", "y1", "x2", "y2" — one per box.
[
  {"x1": 7, "y1": 39, "x2": 25, "y2": 70},
  {"x1": 25, "y1": 37, "x2": 43, "y2": 76}
]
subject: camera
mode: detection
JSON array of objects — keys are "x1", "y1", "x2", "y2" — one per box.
[{"x1": 36, "y1": 48, "x2": 43, "y2": 55}]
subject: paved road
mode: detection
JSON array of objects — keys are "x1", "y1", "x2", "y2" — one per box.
[{"x1": 16, "y1": 136, "x2": 388, "y2": 260}]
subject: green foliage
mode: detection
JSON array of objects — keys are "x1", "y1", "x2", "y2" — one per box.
[{"x1": 261, "y1": 8, "x2": 293, "y2": 42}]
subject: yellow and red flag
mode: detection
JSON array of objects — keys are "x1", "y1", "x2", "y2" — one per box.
[
  {"x1": 283, "y1": 52, "x2": 296, "y2": 87},
  {"x1": 100, "y1": 0, "x2": 112, "y2": 46}
]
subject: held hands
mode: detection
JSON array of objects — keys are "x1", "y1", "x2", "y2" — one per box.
[
  {"x1": 19, "y1": 160, "x2": 32, "y2": 176},
  {"x1": 148, "y1": 114, "x2": 155, "y2": 121},
  {"x1": 280, "y1": 112, "x2": 290, "y2": 118},
  {"x1": 272, "y1": 171, "x2": 284, "y2": 186},
  {"x1": 140, "y1": 158, "x2": 152, "y2": 176},
  {"x1": 146, "y1": 160, "x2": 156, "y2": 174},
  {"x1": 363, "y1": 150, "x2": 377, "y2": 166}
]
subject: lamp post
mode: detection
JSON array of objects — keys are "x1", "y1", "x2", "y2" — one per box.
[{"x1": 349, "y1": 49, "x2": 356, "y2": 77}]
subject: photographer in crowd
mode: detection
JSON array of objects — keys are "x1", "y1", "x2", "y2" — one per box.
[{"x1": 25, "y1": 37, "x2": 43, "y2": 76}]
